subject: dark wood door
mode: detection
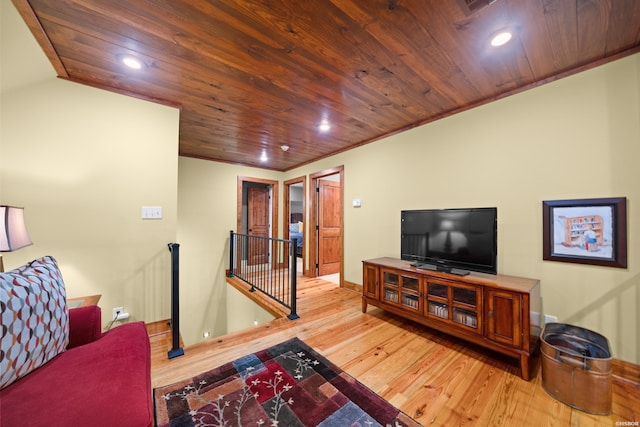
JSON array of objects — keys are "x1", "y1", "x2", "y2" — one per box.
[
  {"x1": 485, "y1": 290, "x2": 522, "y2": 349},
  {"x1": 248, "y1": 186, "x2": 270, "y2": 265},
  {"x1": 318, "y1": 179, "x2": 341, "y2": 275}
]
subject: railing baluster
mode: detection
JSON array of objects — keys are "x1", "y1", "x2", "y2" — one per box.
[
  {"x1": 249, "y1": 235, "x2": 256, "y2": 292},
  {"x1": 279, "y1": 243, "x2": 282, "y2": 301},
  {"x1": 278, "y1": 243, "x2": 286, "y2": 301},
  {"x1": 228, "y1": 231, "x2": 234, "y2": 277},
  {"x1": 289, "y1": 238, "x2": 298, "y2": 319}
]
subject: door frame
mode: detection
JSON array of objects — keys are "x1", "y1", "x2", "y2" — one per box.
[
  {"x1": 284, "y1": 176, "x2": 307, "y2": 276},
  {"x1": 237, "y1": 176, "x2": 279, "y2": 268},
  {"x1": 309, "y1": 165, "x2": 344, "y2": 282}
]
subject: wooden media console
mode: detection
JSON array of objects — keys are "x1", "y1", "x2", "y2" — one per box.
[{"x1": 362, "y1": 257, "x2": 541, "y2": 380}]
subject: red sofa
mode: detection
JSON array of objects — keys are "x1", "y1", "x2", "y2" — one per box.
[{"x1": 1, "y1": 305, "x2": 153, "y2": 427}]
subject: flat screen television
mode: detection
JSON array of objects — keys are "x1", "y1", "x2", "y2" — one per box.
[{"x1": 401, "y1": 207, "x2": 497, "y2": 275}]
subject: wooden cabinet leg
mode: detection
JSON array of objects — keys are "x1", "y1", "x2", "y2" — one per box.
[
  {"x1": 520, "y1": 354, "x2": 530, "y2": 381},
  {"x1": 362, "y1": 298, "x2": 368, "y2": 313}
]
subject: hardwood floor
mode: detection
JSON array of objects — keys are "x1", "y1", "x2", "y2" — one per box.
[{"x1": 150, "y1": 276, "x2": 639, "y2": 426}]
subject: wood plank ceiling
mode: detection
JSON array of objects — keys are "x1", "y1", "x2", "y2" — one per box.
[{"x1": 13, "y1": 0, "x2": 640, "y2": 171}]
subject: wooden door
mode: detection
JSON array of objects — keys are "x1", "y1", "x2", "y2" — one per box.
[
  {"x1": 318, "y1": 179, "x2": 341, "y2": 275},
  {"x1": 247, "y1": 186, "x2": 270, "y2": 265},
  {"x1": 485, "y1": 289, "x2": 522, "y2": 348}
]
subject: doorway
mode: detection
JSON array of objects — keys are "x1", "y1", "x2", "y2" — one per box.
[
  {"x1": 284, "y1": 176, "x2": 306, "y2": 276},
  {"x1": 310, "y1": 166, "x2": 344, "y2": 284},
  {"x1": 237, "y1": 176, "x2": 279, "y2": 269}
]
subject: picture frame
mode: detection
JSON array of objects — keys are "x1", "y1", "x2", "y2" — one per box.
[{"x1": 542, "y1": 197, "x2": 627, "y2": 268}]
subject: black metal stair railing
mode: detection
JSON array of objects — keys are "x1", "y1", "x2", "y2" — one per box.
[
  {"x1": 228, "y1": 230, "x2": 299, "y2": 320},
  {"x1": 167, "y1": 242, "x2": 184, "y2": 359}
]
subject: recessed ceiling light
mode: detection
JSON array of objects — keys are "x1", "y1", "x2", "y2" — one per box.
[
  {"x1": 491, "y1": 31, "x2": 512, "y2": 47},
  {"x1": 318, "y1": 120, "x2": 331, "y2": 132},
  {"x1": 281, "y1": 145, "x2": 290, "y2": 151},
  {"x1": 260, "y1": 152, "x2": 268, "y2": 162},
  {"x1": 117, "y1": 54, "x2": 146, "y2": 70}
]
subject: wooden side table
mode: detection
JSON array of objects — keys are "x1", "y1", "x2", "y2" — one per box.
[{"x1": 67, "y1": 294, "x2": 101, "y2": 308}]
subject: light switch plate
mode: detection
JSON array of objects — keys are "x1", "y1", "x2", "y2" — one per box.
[{"x1": 141, "y1": 206, "x2": 163, "y2": 219}]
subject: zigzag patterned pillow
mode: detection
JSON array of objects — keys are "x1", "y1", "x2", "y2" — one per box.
[{"x1": 0, "y1": 256, "x2": 69, "y2": 389}]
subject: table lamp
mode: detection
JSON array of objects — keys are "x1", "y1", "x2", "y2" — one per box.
[{"x1": 0, "y1": 206, "x2": 33, "y2": 272}]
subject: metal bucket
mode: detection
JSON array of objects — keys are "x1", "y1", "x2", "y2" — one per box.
[{"x1": 540, "y1": 323, "x2": 612, "y2": 415}]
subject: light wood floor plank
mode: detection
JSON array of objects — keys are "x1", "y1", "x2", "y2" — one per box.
[{"x1": 150, "y1": 275, "x2": 640, "y2": 426}]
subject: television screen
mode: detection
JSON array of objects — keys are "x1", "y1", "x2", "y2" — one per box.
[{"x1": 401, "y1": 207, "x2": 497, "y2": 275}]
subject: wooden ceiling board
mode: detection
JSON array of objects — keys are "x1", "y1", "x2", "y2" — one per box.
[
  {"x1": 606, "y1": 0, "x2": 640, "y2": 52},
  {"x1": 340, "y1": 2, "x2": 468, "y2": 110},
  {"x1": 11, "y1": 0, "x2": 640, "y2": 171}
]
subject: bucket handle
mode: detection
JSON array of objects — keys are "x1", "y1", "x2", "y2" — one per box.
[{"x1": 557, "y1": 354, "x2": 589, "y2": 370}]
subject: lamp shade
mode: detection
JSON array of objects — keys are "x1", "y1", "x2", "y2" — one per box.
[{"x1": 0, "y1": 206, "x2": 32, "y2": 252}]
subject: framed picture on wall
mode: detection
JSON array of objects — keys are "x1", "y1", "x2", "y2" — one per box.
[{"x1": 542, "y1": 197, "x2": 627, "y2": 268}]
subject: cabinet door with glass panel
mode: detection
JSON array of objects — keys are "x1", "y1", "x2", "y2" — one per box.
[
  {"x1": 451, "y1": 282, "x2": 482, "y2": 333},
  {"x1": 380, "y1": 269, "x2": 421, "y2": 313},
  {"x1": 425, "y1": 279, "x2": 482, "y2": 334}
]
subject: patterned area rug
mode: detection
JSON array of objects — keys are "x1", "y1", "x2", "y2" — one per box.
[{"x1": 154, "y1": 337, "x2": 421, "y2": 426}]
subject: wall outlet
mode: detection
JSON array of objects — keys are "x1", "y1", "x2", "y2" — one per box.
[
  {"x1": 544, "y1": 314, "x2": 558, "y2": 324},
  {"x1": 113, "y1": 307, "x2": 123, "y2": 319},
  {"x1": 531, "y1": 311, "x2": 540, "y2": 326},
  {"x1": 112, "y1": 307, "x2": 130, "y2": 321}
]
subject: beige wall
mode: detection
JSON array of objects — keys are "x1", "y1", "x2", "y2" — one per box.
[
  {"x1": 226, "y1": 285, "x2": 275, "y2": 334},
  {"x1": 1, "y1": 79, "x2": 180, "y2": 327},
  {"x1": 284, "y1": 53, "x2": 639, "y2": 363},
  {"x1": 176, "y1": 158, "x2": 281, "y2": 344}
]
